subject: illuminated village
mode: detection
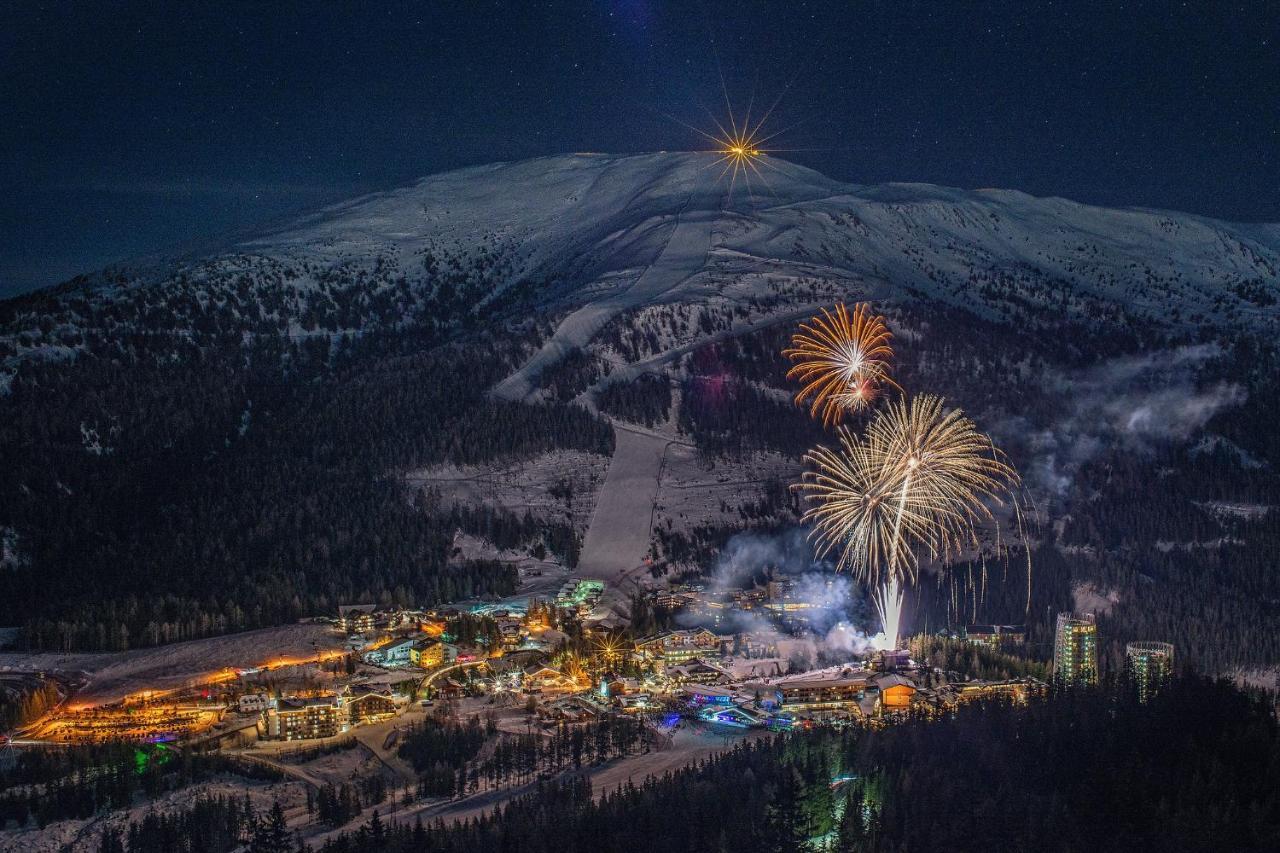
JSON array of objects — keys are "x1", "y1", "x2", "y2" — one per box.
[
  {"x1": 7, "y1": 570, "x2": 1172, "y2": 753},
  {"x1": 0, "y1": 291, "x2": 1186, "y2": 849},
  {"x1": 7, "y1": 6, "x2": 1276, "y2": 847}
]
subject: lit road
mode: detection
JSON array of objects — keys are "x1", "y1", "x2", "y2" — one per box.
[{"x1": 420, "y1": 659, "x2": 490, "y2": 693}]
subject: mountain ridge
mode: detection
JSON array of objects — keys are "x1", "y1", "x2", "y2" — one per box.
[{"x1": 2, "y1": 152, "x2": 1277, "y2": 399}]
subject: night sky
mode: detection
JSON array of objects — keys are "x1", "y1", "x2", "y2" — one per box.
[{"x1": 3, "y1": 1, "x2": 1278, "y2": 296}]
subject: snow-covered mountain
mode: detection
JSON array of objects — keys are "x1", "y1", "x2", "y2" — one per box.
[
  {"x1": 4, "y1": 154, "x2": 1279, "y2": 672},
  {"x1": 3, "y1": 152, "x2": 1277, "y2": 397}
]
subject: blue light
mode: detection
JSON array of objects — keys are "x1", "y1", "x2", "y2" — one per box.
[{"x1": 698, "y1": 707, "x2": 749, "y2": 728}]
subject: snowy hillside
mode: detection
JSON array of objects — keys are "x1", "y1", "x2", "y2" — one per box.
[
  {"x1": 3, "y1": 153, "x2": 1280, "y2": 673},
  {"x1": 2, "y1": 152, "x2": 1277, "y2": 399}
]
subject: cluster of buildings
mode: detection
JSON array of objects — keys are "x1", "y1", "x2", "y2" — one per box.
[
  {"x1": 362, "y1": 636, "x2": 459, "y2": 668},
  {"x1": 634, "y1": 628, "x2": 724, "y2": 669},
  {"x1": 652, "y1": 578, "x2": 829, "y2": 630},
  {"x1": 226, "y1": 604, "x2": 526, "y2": 743},
  {"x1": 671, "y1": 651, "x2": 1047, "y2": 729},
  {"x1": 962, "y1": 623, "x2": 1028, "y2": 650},
  {"x1": 46, "y1": 581, "x2": 1182, "y2": 750},
  {"x1": 341, "y1": 602, "x2": 557, "y2": 667},
  {"x1": 222, "y1": 595, "x2": 615, "y2": 744},
  {"x1": 235, "y1": 607, "x2": 1177, "y2": 744},
  {"x1": 336, "y1": 603, "x2": 423, "y2": 635},
  {"x1": 241, "y1": 688, "x2": 407, "y2": 741},
  {"x1": 599, "y1": 603, "x2": 1177, "y2": 733},
  {"x1": 555, "y1": 579, "x2": 605, "y2": 616}
]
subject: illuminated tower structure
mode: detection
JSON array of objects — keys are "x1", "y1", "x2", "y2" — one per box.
[
  {"x1": 1126, "y1": 641, "x2": 1174, "y2": 702},
  {"x1": 1053, "y1": 612, "x2": 1098, "y2": 685}
]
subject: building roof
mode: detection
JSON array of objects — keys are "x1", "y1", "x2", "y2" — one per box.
[
  {"x1": 347, "y1": 689, "x2": 405, "y2": 705},
  {"x1": 774, "y1": 666, "x2": 869, "y2": 690},
  {"x1": 279, "y1": 696, "x2": 340, "y2": 711},
  {"x1": 667, "y1": 658, "x2": 730, "y2": 677},
  {"x1": 680, "y1": 683, "x2": 736, "y2": 699},
  {"x1": 523, "y1": 664, "x2": 565, "y2": 678},
  {"x1": 637, "y1": 628, "x2": 720, "y2": 649},
  {"x1": 965, "y1": 624, "x2": 1026, "y2": 634}
]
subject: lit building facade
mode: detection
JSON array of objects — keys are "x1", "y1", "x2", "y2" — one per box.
[
  {"x1": 635, "y1": 628, "x2": 722, "y2": 668},
  {"x1": 346, "y1": 691, "x2": 399, "y2": 726},
  {"x1": 951, "y1": 677, "x2": 1045, "y2": 706},
  {"x1": 1054, "y1": 613, "x2": 1098, "y2": 685},
  {"x1": 409, "y1": 638, "x2": 457, "y2": 667},
  {"x1": 338, "y1": 604, "x2": 377, "y2": 634},
  {"x1": 1126, "y1": 641, "x2": 1174, "y2": 702},
  {"x1": 263, "y1": 697, "x2": 344, "y2": 741},
  {"x1": 764, "y1": 578, "x2": 817, "y2": 625},
  {"x1": 873, "y1": 674, "x2": 917, "y2": 711},
  {"x1": 964, "y1": 624, "x2": 1027, "y2": 650},
  {"x1": 776, "y1": 673, "x2": 868, "y2": 712}
]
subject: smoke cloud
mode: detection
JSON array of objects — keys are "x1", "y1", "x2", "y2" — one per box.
[
  {"x1": 703, "y1": 528, "x2": 818, "y2": 595},
  {"x1": 676, "y1": 528, "x2": 881, "y2": 659},
  {"x1": 1004, "y1": 344, "x2": 1246, "y2": 497}
]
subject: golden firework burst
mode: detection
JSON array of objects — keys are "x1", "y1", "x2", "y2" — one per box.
[
  {"x1": 784, "y1": 303, "x2": 897, "y2": 426},
  {"x1": 795, "y1": 425, "x2": 937, "y2": 582},
  {"x1": 794, "y1": 395, "x2": 1020, "y2": 646},
  {"x1": 864, "y1": 394, "x2": 1020, "y2": 567},
  {"x1": 798, "y1": 395, "x2": 1018, "y2": 583}
]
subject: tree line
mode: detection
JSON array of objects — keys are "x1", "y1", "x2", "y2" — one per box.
[
  {"x1": 2, "y1": 324, "x2": 610, "y2": 651},
  {"x1": 397, "y1": 709, "x2": 650, "y2": 800},
  {"x1": 1, "y1": 742, "x2": 282, "y2": 830},
  {"x1": 303, "y1": 675, "x2": 1277, "y2": 853}
]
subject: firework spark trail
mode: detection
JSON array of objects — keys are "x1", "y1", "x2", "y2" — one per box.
[
  {"x1": 877, "y1": 576, "x2": 903, "y2": 652},
  {"x1": 877, "y1": 467, "x2": 915, "y2": 648},
  {"x1": 784, "y1": 303, "x2": 897, "y2": 427},
  {"x1": 797, "y1": 395, "x2": 1020, "y2": 647},
  {"x1": 872, "y1": 395, "x2": 1020, "y2": 646}
]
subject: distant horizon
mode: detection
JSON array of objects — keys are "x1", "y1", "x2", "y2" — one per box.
[{"x1": 5, "y1": 2, "x2": 1277, "y2": 298}]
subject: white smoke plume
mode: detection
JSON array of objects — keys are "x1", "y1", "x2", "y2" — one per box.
[
  {"x1": 703, "y1": 528, "x2": 818, "y2": 596},
  {"x1": 1004, "y1": 344, "x2": 1247, "y2": 497},
  {"x1": 677, "y1": 528, "x2": 882, "y2": 659}
]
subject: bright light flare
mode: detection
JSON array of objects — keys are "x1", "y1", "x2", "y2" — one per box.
[
  {"x1": 680, "y1": 84, "x2": 797, "y2": 203},
  {"x1": 591, "y1": 632, "x2": 629, "y2": 665},
  {"x1": 707, "y1": 128, "x2": 771, "y2": 198}
]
